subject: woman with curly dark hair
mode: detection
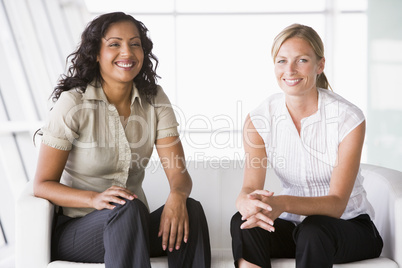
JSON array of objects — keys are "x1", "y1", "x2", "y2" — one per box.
[
  {"x1": 52, "y1": 12, "x2": 159, "y2": 103},
  {"x1": 33, "y1": 12, "x2": 211, "y2": 267}
]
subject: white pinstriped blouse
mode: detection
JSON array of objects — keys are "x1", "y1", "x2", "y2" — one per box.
[{"x1": 250, "y1": 88, "x2": 374, "y2": 224}]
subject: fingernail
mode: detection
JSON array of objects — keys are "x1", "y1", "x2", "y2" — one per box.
[
  {"x1": 162, "y1": 245, "x2": 166, "y2": 251},
  {"x1": 129, "y1": 195, "x2": 134, "y2": 200},
  {"x1": 169, "y1": 248, "x2": 173, "y2": 252},
  {"x1": 184, "y1": 238, "x2": 188, "y2": 243},
  {"x1": 176, "y1": 246, "x2": 180, "y2": 250},
  {"x1": 120, "y1": 200, "x2": 126, "y2": 205}
]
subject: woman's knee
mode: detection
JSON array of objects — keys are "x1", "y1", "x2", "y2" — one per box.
[
  {"x1": 186, "y1": 198, "x2": 205, "y2": 219},
  {"x1": 186, "y1": 197, "x2": 201, "y2": 209},
  {"x1": 230, "y1": 212, "x2": 243, "y2": 231},
  {"x1": 294, "y1": 215, "x2": 335, "y2": 244},
  {"x1": 112, "y1": 198, "x2": 149, "y2": 221}
]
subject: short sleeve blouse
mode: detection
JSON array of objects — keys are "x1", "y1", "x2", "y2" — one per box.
[
  {"x1": 41, "y1": 83, "x2": 179, "y2": 218},
  {"x1": 250, "y1": 88, "x2": 374, "y2": 224}
]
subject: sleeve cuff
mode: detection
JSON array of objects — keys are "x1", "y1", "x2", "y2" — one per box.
[
  {"x1": 41, "y1": 135, "x2": 72, "y2": 151},
  {"x1": 156, "y1": 126, "x2": 179, "y2": 140}
]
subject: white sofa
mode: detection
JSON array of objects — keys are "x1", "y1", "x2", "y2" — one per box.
[{"x1": 16, "y1": 161, "x2": 402, "y2": 268}]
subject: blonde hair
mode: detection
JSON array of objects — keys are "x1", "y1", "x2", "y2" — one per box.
[{"x1": 271, "y1": 24, "x2": 332, "y2": 90}]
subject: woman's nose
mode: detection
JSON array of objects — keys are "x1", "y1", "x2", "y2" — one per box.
[
  {"x1": 120, "y1": 44, "x2": 132, "y2": 56},
  {"x1": 285, "y1": 62, "x2": 297, "y2": 75}
]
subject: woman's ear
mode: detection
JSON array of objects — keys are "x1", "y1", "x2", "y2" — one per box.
[{"x1": 317, "y1": 57, "x2": 325, "y2": 74}]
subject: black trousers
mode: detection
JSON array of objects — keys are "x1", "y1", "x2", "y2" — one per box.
[
  {"x1": 231, "y1": 212, "x2": 383, "y2": 268},
  {"x1": 52, "y1": 198, "x2": 211, "y2": 268}
]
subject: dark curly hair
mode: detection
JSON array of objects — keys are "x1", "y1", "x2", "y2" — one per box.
[{"x1": 52, "y1": 12, "x2": 159, "y2": 103}]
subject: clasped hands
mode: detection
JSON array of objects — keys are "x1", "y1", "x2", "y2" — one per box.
[{"x1": 240, "y1": 189, "x2": 280, "y2": 232}]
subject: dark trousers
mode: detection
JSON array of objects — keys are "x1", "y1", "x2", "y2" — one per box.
[
  {"x1": 52, "y1": 198, "x2": 211, "y2": 268},
  {"x1": 231, "y1": 212, "x2": 383, "y2": 268}
]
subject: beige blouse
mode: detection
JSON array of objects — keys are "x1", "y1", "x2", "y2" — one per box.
[{"x1": 41, "y1": 83, "x2": 179, "y2": 218}]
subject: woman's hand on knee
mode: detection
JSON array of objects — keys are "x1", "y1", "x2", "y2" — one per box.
[
  {"x1": 240, "y1": 190, "x2": 274, "y2": 220},
  {"x1": 90, "y1": 186, "x2": 137, "y2": 210},
  {"x1": 159, "y1": 193, "x2": 189, "y2": 252},
  {"x1": 239, "y1": 190, "x2": 283, "y2": 232},
  {"x1": 240, "y1": 212, "x2": 275, "y2": 232}
]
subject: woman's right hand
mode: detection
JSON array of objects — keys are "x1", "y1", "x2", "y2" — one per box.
[
  {"x1": 34, "y1": 144, "x2": 138, "y2": 210},
  {"x1": 238, "y1": 190, "x2": 275, "y2": 229},
  {"x1": 238, "y1": 190, "x2": 274, "y2": 219},
  {"x1": 238, "y1": 190, "x2": 278, "y2": 232},
  {"x1": 236, "y1": 114, "x2": 274, "y2": 230},
  {"x1": 90, "y1": 186, "x2": 137, "y2": 210}
]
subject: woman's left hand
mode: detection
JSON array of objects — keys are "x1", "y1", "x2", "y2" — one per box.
[
  {"x1": 158, "y1": 192, "x2": 189, "y2": 252},
  {"x1": 156, "y1": 136, "x2": 192, "y2": 251}
]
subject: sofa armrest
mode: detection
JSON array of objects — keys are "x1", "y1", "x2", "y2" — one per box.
[
  {"x1": 16, "y1": 180, "x2": 54, "y2": 268},
  {"x1": 361, "y1": 164, "x2": 402, "y2": 267}
]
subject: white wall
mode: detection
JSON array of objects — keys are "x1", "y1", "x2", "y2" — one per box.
[{"x1": 367, "y1": 0, "x2": 402, "y2": 171}]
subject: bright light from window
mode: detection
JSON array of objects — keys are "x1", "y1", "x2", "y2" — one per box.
[
  {"x1": 81, "y1": 0, "x2": 368, "y2": 160},
  {"x1": 175, "y1": 0, "x2": 325, "y2": 12},
  {"x1": 84, "y1": 0, "x2": 174, "y2": 13},
  {"x1": 338, "y1": 0, "x2": 367, "y2": 11}
]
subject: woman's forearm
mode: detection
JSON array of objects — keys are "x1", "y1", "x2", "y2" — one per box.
[
  {"x1": 274, "y1": 194, "x2": 347, "y2": 219},
  {"x1": 34, "y1": 180, "x2": 96, "y2": 208},
  {"x1": 168, "y1": 171, "x2": 192, "y2": 199}
]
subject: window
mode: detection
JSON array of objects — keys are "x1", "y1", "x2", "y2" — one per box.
[
  {"x1": 0, "y1": 0, "x2": 89, "y2": 264},
  {"x1": 85, "y1": 0, "x2": 368, "y2": 161}
]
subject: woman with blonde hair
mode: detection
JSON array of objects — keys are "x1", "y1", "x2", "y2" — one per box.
[{"x1": 231, "y1": 24, "x2": 383, "y2": 267}]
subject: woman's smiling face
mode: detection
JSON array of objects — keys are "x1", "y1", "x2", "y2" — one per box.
[
  {"x1": 97, "y1": 20, "x2": 144, "y2": 87},
  {"x1": 274, "y1": 37, "x2": 325, "y2": 97}
]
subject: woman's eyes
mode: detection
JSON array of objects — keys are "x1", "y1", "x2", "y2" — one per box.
[
  {"x1": 108, "y1": 43, "x2": 141, "y2": 48},
  {"x1": 276, "y1": 59, "x2": 308, "y2": 64}
]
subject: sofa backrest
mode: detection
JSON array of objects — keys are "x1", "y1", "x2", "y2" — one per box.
[
  {"x1": 143, "y1": 160, "x2": 400, "y2": 259},
  {"x1": 143, "y1": 160, "x2": 282, "y2": 250}
]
